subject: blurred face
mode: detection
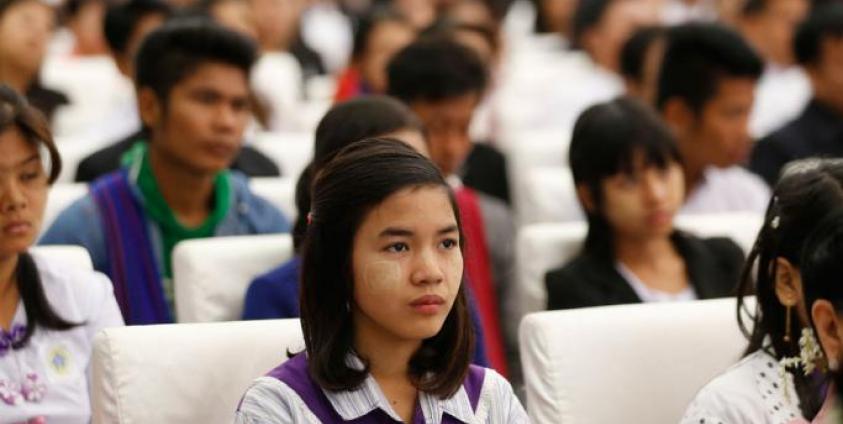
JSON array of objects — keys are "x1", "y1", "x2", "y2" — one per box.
[
  {"x1": 114, "y1": 13, "x2": 166, "y2": 78},
  {"x1": 69, "y1": 0, "x2": 108, "y2": 56},
  {"x1": 392, "y1": 0, "x2": 435, "y2": 29},
  {"x1": 410, "y1": 93, "x2": 479, "y2": 176},
  {"x1": 211, "y1": 0, "x2": 257, "y2": 40},
  {"x1": 811, "y1": 37, "x2": 843, "y2": 113},
  {"x1": 249, "y1": 0, "x2": 302, "y2": 50},
  {"x1": 351, "y1": 185, "x2": 463, "y2": 343},
  {"x1": 596, "y1": 155, "x2": 684, "y2": 241},
  {"x1": 750, "y1": 0, "x2": 808, "y2": 65},
  {"x1": 686, "y1": 77, "x2": 756, "y2": 168},
  {"x1": 0, "y1": 0, "x2": 54, "y2": 77},
  {"x1": 584, "y1": 0, "x2": 658, "y2": 72},
  {"x1": 141, "y1": 62, "x2": 251, "y2": 175},
  {"x1": 539, "y1": 0, "x2": 575, "y2": 34},
  {"x1": 0, "y1": 127, "x2": 48, "y2": 258},
  {"x1": 360, "y1": 20, "x2": 415, "y2": 94}
]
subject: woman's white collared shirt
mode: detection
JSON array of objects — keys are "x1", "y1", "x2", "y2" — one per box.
[{"x1": 0, "y1": 252, "x2": 124, "y2": 424}]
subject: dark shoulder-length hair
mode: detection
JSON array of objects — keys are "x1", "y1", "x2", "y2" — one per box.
[
  {"x1": 0, "y1": 85, "x2": 78, "y2": 348},
  {"x1": 568, "y1": 96, "x2": 681, "y2": 262},
  {"x1": 737, "y1": 158, "x2": 843, "y2": 419},
  {"x1": 299, "y1": 138, "x2": 474, "y2": 398}
]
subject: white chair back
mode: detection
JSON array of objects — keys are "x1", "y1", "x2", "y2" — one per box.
[
  {"x1": 518, "y1": 167, "x2": 581, "y2": 225},
  {"x1": 250, "y1": 132, "x2": 313, "y2": 182},
  {"x1": 520, "y1": 297, "x2": 751, "y2": 424},
  {"x1": 43, "y1": 183, "x2": 88, "y2": 233},
  {"x1": 172, "y1": 234, "x2": 294, "y2": 322},
  {"x1": 29, "y1": 245, "x2": 93, "y2": 271},
  {"x1": 91, "y1": 319, "x2": 304, "y2": 424},
  {"x1": 249, "y1": 177, "x2": 297, "y2": 221}
]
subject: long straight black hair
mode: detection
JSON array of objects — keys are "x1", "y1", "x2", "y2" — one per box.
[
  {"x1": 737, "y1": 158, "x2": 843, "y2": 419},
  {"x1": 0, "y1": 85, "x2": 79, "y2": 347}
]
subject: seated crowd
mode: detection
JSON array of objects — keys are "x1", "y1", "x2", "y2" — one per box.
[{"x1": 2, "y1": 0, "x2": 843, "y2": 421}]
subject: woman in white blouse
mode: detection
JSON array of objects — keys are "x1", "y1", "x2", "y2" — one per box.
[
  {"x1": 0, "y1": 85, "x2": 123, "y2": 423},
  {"x1": 682, "y1": 159, "x2": 843, "y2": 424}
]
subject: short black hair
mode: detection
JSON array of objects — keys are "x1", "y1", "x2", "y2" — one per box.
[
  {"x1": 104, "y1": 0, "x2": 172, "y2": 55},
  {"x1": 656, "y1": 22, "x2": 763, "y2": 114},
  {"x1": 794, "y1": 2, "x2": 843, "y2": 66},
  {"x1": 134, "y1": 18, "x2": 257, "y2": 101},
  {"x1": 620, "y1": 26, "x2": 664, "y2": 83},
  {"x1": 571, "y1": 0, "x2": 612, "y2": 49},
  {"x1": 569, "y1": 96, "x2": 681, "y2": 260},
  {"x1": 387, "y1": 36, "x2": 488, "y2": 104}
]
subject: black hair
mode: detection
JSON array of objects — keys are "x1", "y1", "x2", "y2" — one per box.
[
  {"x1": 103, "y1": 0, "x2": 172, "y2": 55},
  {"x1": 421, "y1": 17, "x2": 499, "y2": 58},
  {"x1": 350, "y1": 7, "x2": 412, "y2": 62},
  {"x1": 291, "y1": 95, "x2": 426, "y2": 252},
  {"x1": 571, "y1": 0, "x2": 611, "y2": 49},
  {"x1": 0, "y1": 85, "x2": 79, "y2": 349},
  {"x1": 620, "y1": 26, "x2": 664, "y2": 83},
  {"x1": 656, "y1": 22, "x2": 763, "y2": 114},
  {"x1": 794, "y1": 2, "x2": 843, "y2": 66},
  {"x1": 134, "y1": 18, "x2": 257, "y2": 101},
  {"x1": 387, "y1": 36, "x2": 488, "y2": 104},
  {"x1": 568, "y1": 96, "x2": 681, "y2": 261},
  {"x1": 300, "y1": 138, "x2": 473, "y2": 398},
  {"x1": 737, "y1": 158, "x2": 843, "y2": 419},
  {"x1": 802, "y1": 210, "x2": 843, "y2": 314},
  {"x1": 740, "y1": 0, "x2": 770, "y2": 17}
]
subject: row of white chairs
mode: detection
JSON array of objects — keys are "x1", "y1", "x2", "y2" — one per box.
[{"x1": 32, "y1": 218, "x2": 755, "y2": 423}]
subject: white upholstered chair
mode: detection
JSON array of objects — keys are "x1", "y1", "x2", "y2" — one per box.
[
  {"x1": 91, "y1": 319, "x2": 304, "y2": 424},
  {"x1": 520, "y1": 297, "x2": 751, "y2": 424},
  {"x1": 172, "y1": 234, "x2": 294, "y2": 322},
  {"x1": 43, "y1": 183, "x2": 88, "y2": 233},
  {"x1": 250, "y1": 131, "x2": 313, "y2": 182},
  {"x1": 249, "y1": 177, "x2": 297, "y2": 222},
  {"x1": 29, "y1": 245, "x2": 93, "y2": 271}
]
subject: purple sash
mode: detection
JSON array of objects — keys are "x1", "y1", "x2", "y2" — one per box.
[
  {"x1": 91, "y1": 170, "x2": 171, "y2": 325},
  {"x1": 264, "y1": 354, "x2": 485, "y2": 423}
]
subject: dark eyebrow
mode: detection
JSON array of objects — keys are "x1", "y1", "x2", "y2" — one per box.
[
  {"x1": 378, "y1": 225, "x2": 458, "y2": 238},
  {"x1": 17, "y1": 155, "x2": 39, "y2": 167},
  {"x1": 438, "y1": 225, "x2": 458, "y2": 235}
]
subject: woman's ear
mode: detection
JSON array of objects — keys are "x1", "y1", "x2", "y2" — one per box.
[
  {"x1": 812, "y1": 299, "x2": 843, "y2": 371},
  {"x1": 774, "y1": 257, "x2": 803, "y2": 308},
  {"x1": 576, "y1": 184, "x2": 596, "y2": 213}
]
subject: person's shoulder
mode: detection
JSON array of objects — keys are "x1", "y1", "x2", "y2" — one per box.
[
  {"x1": 29, "y1": 250, "x2": 115, "y2": 320},
  {"x1": 681, "y1": 351, "x2": 778, "y2": 424},
  {"x1": 473, "y1": 367, "x2": 529, "y2": 422},
  {"x1": 236, "y1": 376, "x2": 318, "y2": 424},
  {"x1": 546, "y1": 255, "x2": 594, "y2": 284},
  {"x1": 229, "y1": 172, "x2": 289, "y2": 233},
  {"x1": 39, "y1": 192, "x2": 102, "y2": 244}
]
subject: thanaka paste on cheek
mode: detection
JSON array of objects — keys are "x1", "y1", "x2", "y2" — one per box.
[{"x1": 362, "y1": 260, "x2": 403, "y2": 294}]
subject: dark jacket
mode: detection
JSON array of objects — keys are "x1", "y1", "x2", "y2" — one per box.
[
  {"x1": 749, "y1": 99, "x2": 843, "y2": 187},
  {"x1": 545, "y1": 233, "x2": 744, "y2": 310},
  {"x1": 462, "y1": 143, "x2": 511, "y2": 205},
  {"x1": 75, "y1": 130, "x2": 280, "y2": 183}
]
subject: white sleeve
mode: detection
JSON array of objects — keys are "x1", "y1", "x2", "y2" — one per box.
[
  {"x1": 480, "y1": 369, "x2": 530, "y2": 424},
  {"x1": 235, "y1": 377, "x2": 320, "y2": 423}
]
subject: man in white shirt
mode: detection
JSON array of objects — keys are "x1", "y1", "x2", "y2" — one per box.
[
  {"x1": 735, "y1": 0, "x2": 811, "y2": 139},
  {"x1": 657, "y1": 22, "x2": 771, "y2": 215}
]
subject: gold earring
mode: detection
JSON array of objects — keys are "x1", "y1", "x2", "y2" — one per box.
[{"x1": 784, "y1": 305, "x2": 792, "y2": 343}]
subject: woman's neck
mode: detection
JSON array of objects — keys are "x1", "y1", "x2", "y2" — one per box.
[
  {"x1": 148, "y1": 145, "x2": 217, "y2": 227},
  {"x1": 0, "y1": 63, "x2": 33, "y2": 94},
  {"x1": 353, "y1": 311, "x2": 420, "y2": 421},
  {"x1": 0, "y1": 254, "x2": 20, "y2": 331},
  {"x1": 614, "y1": 234, "x2": 676, "y2": 269}
]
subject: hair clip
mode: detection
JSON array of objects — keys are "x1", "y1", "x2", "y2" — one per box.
[
  {"x1": 771, "y1": 216, "x2": 780, "y2": 229},
  {"x1": 306, "y1": 212, "x2": 313, "y2": 225}
]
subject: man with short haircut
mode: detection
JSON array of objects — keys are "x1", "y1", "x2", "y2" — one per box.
[
  {"x1": 657, "y1": 22, "x2": 771, "y2": 214},
  {"x1": 387, "y1": 36, "x2": 515, "y2": 376},
  {"x1": 76, "y1": 4, "x2": 279, "y2": 182},
  {"x1": 43, "y1": 21, "x2": 289, "y2": 325},
  {"x1": 735, "y1": 0, "x2": 811, "y2": 138},
  {"x1": 750, "y1": 3, "x2": 843, "y2": 186}
]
